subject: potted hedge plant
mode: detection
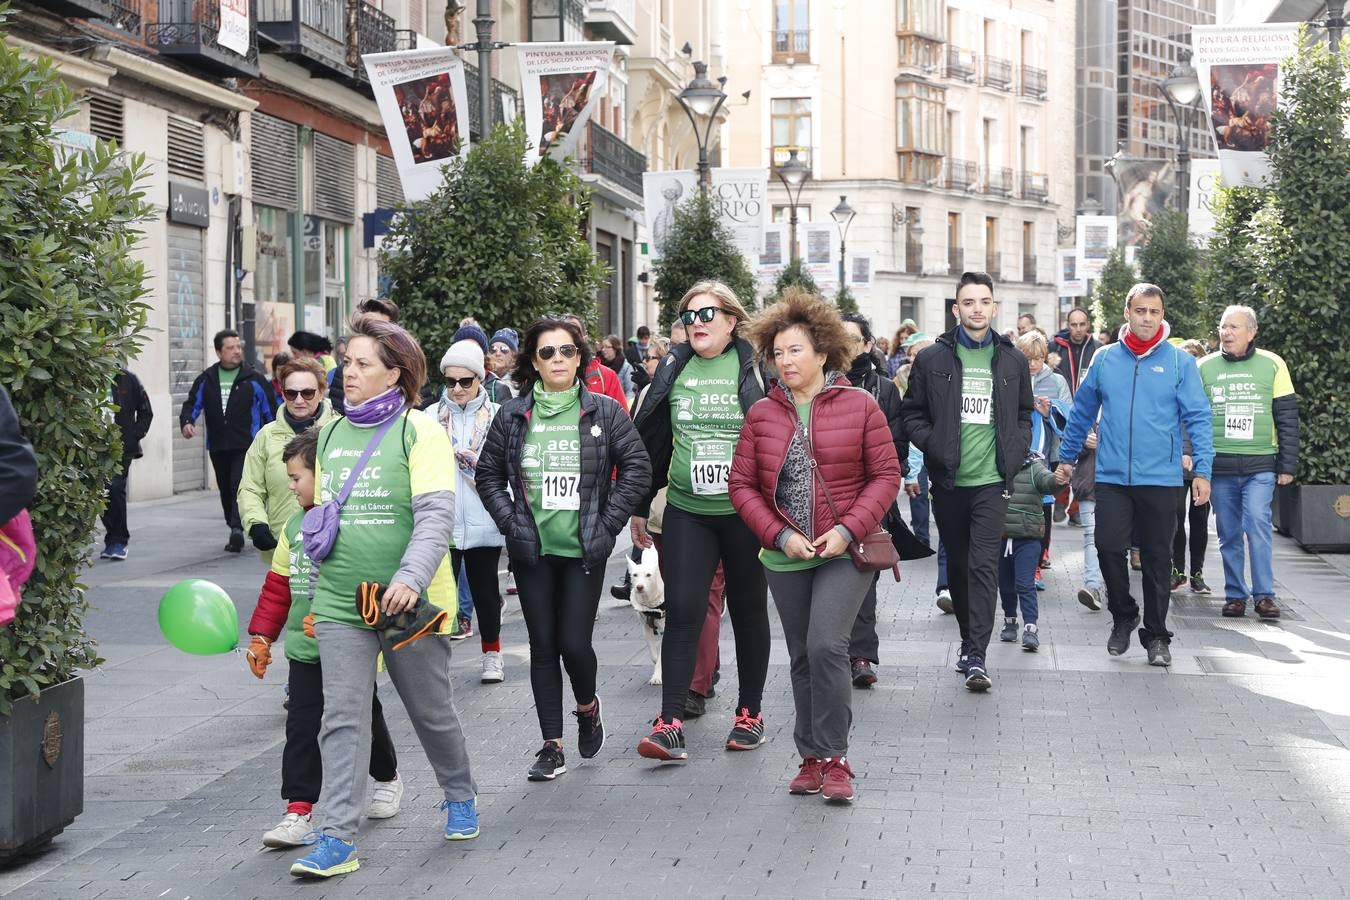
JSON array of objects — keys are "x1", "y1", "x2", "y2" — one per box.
[
  {"x1": 1246, "y1": 32, "x2": 1350, "y2": 551},
  {"x1": 0, "y1": 16, "x2": 151, "y2": 857}
]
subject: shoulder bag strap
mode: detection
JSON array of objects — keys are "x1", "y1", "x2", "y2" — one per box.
[
  {"x1": 334, "y1": 411, "x2": 403, "y2": 506},
  {"x1": 791, "y1": 410, "x2": 846, "y2": 529}
]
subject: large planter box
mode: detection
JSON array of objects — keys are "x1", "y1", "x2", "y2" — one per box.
[
  {"x1": 1276, "y1": 484, "x2": 1350, "y2": 553},
  {"x1": 0, "y1": 676, "x2": 84, "y2": 860}
]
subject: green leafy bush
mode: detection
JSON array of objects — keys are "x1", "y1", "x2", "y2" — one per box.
[
  {"x1": 380, "y1": 120, "x2": 609, "y2": 372},
  {"x1": 1136, "y1": 210, "x2": 1205, "y2": 339},
  {"x1": 1088, "y1": 248, "x2": 1136, "y2": 335},
  {"x1": 834, "y1": 284, "x2": 858, "y2": 313},
  {"x1": 652, "y1": 191, "x2": 756, "y2": 330},
  {"x1": 1197, "y1": 186, "x2": 1264, "y2": 331},
  {"x1": 1247, "y1": 33, "x2": 1350, "y2": 485},
  {"x1": 0, "y1": 20, "x2": 153, "y2": 714}
]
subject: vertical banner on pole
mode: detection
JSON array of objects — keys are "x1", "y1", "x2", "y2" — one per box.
[
  {"x1": 1188, "y1": 159, "x2": 1223, "y2": 242},
  {"x1": 758, "y1": 224, "x2": 787, "y2": 284},
  {"x1": 517, "y1": 42, "x2": 615, "y2": 165},
  {"x1": 848, "y1": 253, "x2": 875, "y2": 291},
  {"x1": 803, "y1": 224, "x2": 837, "y2": 290},
  {"x1": 706, "y1": 168, "x2": 769, "y2": 263},
  {"x1": 642, "y1": 171, "x2": 699, "y2": 262},
  {"x1": 1075, "y1": 215, "x2": 1118, "y2": 279},
  {"x1": 1057, "y1": 249, "x2": 1087, "y2": 298},
  {"x1": 1192, "y1": 24, "x2": 1299, "y2": 187},
  {"x1": 363, "y1": 48, "x2": 471, "y2": 202}
]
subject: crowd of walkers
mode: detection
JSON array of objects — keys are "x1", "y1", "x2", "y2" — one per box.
[{"x1": 107, "y1": 271, "x2": 1297, "y2": 880}]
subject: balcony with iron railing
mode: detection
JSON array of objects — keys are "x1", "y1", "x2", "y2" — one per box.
[
  {"x1": 948, "y1": 246, "x2": 964, "y2": 276},
  {"x1": 980, "y1": 166, "x2": 1013, "y2": 196},
  {"x1": 585, "y1": 0, "x2": 636, "y2": 45},
  {"x1": 1020, "y1": 172, "x2": 1049, "y2": 203},
  {"x1": 45, "y1": 0, "x2": 140, "y2": 29},
  {"x1": 772, "y1": 29, "x2": 810, "y2": 63},
  {"x1": 942, "y1": 158, "x2": 977, "y2": 191},
  {"x1": 350, "y1": 1, "x2": 397, "y2": 88},
  {"x1": 464, "y1": 61, "x2": 521, "y2": 139},
  {"x1": 981, "y1": 56, "x2": 1012, "y2": 90},
  {"x1": 944, "y1": 46, "x2": 977, "y2": 81},
  {"x1": 146, "y1": 0, "x2": 259, "y2": 78},
  {"x1": 394, "y1": 28, "x2": 417, "y2": 50},
  {"x1": 258, "y1": 0, "x2": 351, "y2": 78},
  {"x1": 1022, "y1": 255, "x2": 1037, "y2": 283},
  {"x1": 579, "y1": 120, "x2": 646, "y2": 199},
  {"x1": 1020, "y1": 64, "x2": 1047, "y2": 99},
  {"x1": 985, "y1": 250, "x2": 1002, "y2": 280}
]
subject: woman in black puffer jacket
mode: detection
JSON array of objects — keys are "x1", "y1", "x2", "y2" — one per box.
[{"x1": 477, "y1": 316, "x2": 651, "y2": 783}]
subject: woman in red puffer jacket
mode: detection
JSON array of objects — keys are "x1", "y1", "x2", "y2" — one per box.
[{"x1": 728, "y1": 289, "x2": 900, "y2": 805}]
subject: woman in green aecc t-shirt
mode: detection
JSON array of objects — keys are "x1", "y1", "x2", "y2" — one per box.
[{"x1": 289, "y1": 315, "x2": 478, "y2": 880}]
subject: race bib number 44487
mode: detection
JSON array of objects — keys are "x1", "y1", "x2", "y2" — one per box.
[{"x1": 1225, "y1": 402, "x2": 1255, "y2": 441}]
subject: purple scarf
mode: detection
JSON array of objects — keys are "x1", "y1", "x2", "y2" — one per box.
[{"x1": 345, "y1": 387, "x2": 406, "y2": 426}]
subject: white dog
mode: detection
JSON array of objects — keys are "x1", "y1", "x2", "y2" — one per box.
[{"x1": 627, "y1": 546, "x2": 665, "y2": 685}]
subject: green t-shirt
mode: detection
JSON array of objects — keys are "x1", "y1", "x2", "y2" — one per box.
[
  {"x1": 759, "y1": 399, "x2": 827, "y2": 572},
  {"x1": 1198, "y1": 348, "x2": 1295, "y2": 457},
  {"x1": 218, "y1": 365, "x2": 239, "y2": 411},
  {"x1": 955, "y1": 343, "x2": 1001, "y2": 487},
  {"x1": 271, "y1": 511, "x2": 318, "y2": 664},
  {"x1": 522, "y1": 383, "x2": 583, "y2": 558},
  {"x1": 667, "y1": 350, "x2": 742, "y2": 516},
  {"x1": 311, "y1": 409, "x2": 458, "y2": 628}
]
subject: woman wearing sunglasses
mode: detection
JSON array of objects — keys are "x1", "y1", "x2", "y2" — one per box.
[
  {"x1": 630, "y1": 280, "x2": 770, "y2": 761},
  {"x1": 239, "y1": 357, "x2": 337, "y2": 565},
  {"x1": 477, "y1": 316, "x2": 651, "y2": 781}
]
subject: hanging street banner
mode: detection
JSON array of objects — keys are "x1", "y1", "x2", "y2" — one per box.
[
  {"x1": 1192, "y1": 24, "x2": 1299, "y2": 188},
  {"x1": 847, "y1": 253, "x2": 875, "y2": 291},
  {"x1": 1188, "y1": 158, "x2": 1223, "y2": 242},
  {"x1": 218, "y1": 0, "x2": 250, "y2": 56},
  {"x1": 757, "y1": 223, "x2": 788, "y2": 283},
  {"x1": 363, "y1": 47, "x2": 470, "y2": 202},
  {"x1": 1113, "y1": 156, "x2": 1172, "y2": 246},
  {"x1": 642, "y1": 168, "x2": 769, "y2": 264},
  {"x1": 803, "y1": 223, "x2": 838, "y2": 289},
  {"x1": 517, "y1": 41, "x2": 614, "y2": 165},
  {"x1": 1057, "y1": 249, "x2": 1087, "y2": 298},
  {"x1": 1075, "y1": 214, "x2": 1118, "y2": 280}
]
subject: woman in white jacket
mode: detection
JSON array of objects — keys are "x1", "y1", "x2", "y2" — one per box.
[{"x1": 439, "y1": 340, "x2": 507, "y2": 683}]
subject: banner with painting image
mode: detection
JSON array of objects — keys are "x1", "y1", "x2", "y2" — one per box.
[
  {"x1": 517, "y1": 41, "x2": 614, "y2": 165},
  {"x1": 1192, "y1": 24, "x2": 1300, "y2": 187},
  {"x1": 363, "y1": 47, "x2": 471, "y2": 202}
]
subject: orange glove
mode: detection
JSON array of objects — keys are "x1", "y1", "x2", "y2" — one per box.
[
  {"x1": 303, "y1": 612, "x2": 316, "y2": 639},
  {"x1": 246, "y1": 635, "x2": 273, "y2": 679}
]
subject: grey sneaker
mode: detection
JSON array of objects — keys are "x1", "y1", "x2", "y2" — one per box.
[
  {"x1": 1022, "y1": 624, "x2": 1040, "y2": 652},
  {"x1": 263, "y1": 811, "x2": 313, "y2": 848},
  {"x1": 999, "y1": 617, "x2": 1018, "y2": 642},
  {"x1": 1146, "y1": 639, "x2": 1172, "y2": 667},
  {"x1": 935, "y1": 589, "x2": 954, "y2": 614},
  {"x1": 1108, "y1": 615, "x2": 1141, "y2": 656},
  {"x1": 1078, "y1": 586, "x2": 1103, "y2": 611}
]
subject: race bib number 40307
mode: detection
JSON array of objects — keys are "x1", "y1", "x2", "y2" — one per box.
[{"x1": 961, "y1": 376, "x2": 993, "y2": 426}]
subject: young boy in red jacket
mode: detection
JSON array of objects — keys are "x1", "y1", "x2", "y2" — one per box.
[{"x1": 244, "y1": 428, "x2": 403, "y2": 848}]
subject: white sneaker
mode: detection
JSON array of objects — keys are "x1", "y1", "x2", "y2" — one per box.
[
  {"x1": 262, "y1": 811, "x2": 312, "y2": 848},
  {"x1": 365, "y1": 774, "x2": 404, "y2": 820},
  {"x1": 935, "y1": 589, "x2": 954, "y2": 614},
  {"x1": 481, "y1": 650, "x2": 505, "y2": 684}
]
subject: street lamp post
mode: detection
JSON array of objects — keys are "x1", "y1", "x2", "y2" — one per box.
[
  {"x1": 830, "y1": 195, "x2": 856, "y2": 291},
  {"x1": 775, "y1": 149, "x2": 809, "y2": 262},
  {"x1": 676, "y1": 61, "x2": 728, "y2": 193},
  {"x1": 1159, "y1": 50, "x2": 1201, "y2": 211},
  {"x1": 1327, "y1": 1, "x2": 1346, "y2": 55}
]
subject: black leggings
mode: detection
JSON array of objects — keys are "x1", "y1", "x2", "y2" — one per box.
[
  {"x1": 283, "y1": 660, "x2": 397, "y2": 804},
  {"x1": 659, "y1": 504, "x2": 770, "y2": 721},
  {"x1": 451, "y1": 547, "x2": 503, "y2": 648},
  {"x1": 1173, "y1": 486, "x2": 1211, "y2": 575},
  {"x1": 514, "y1": 554, "x2": 605, "y2": 742}
]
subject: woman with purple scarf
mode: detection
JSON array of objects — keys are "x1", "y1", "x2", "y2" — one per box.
[{"x1": 289, "y1": 315, "x2": 478, "y2": 880}]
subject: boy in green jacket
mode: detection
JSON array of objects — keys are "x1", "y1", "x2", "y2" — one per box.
[{"x1": 999, "y1": 434, "x2": 1060, "y2": 652}]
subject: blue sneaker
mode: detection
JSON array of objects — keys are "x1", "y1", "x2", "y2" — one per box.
[
  {"x1": 441, "y1": 797, "x2": 479, "y2": 841},
  {"x1": 290, "y1": 833, "x2": 358, "y2": 878},
  {"x1": 954, "y1": 639, "x2": 974, "y2": 673},
  {"x1": 106, "y1": 543, "x2": 128, "y2": 560}
]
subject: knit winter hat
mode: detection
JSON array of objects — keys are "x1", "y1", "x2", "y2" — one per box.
[
  {"x1": 490, "y1": 327, "x2": 519, "y2": 353},
  {"x1": 453, "y1": 324, "x2": 490, "y2": 353},
  {"x1": 440, "y1": 340, "x2": 486, "y2": 380}
]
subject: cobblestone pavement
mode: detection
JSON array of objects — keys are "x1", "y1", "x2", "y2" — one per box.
[{"x1": 4, "y1": 492, "x2": 1350, "y2": 899}]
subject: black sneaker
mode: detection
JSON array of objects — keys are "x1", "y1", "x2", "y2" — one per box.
[
  {"x1": 964, "y1": 658, "x2": 992, "y2": 692},
  {"x1": 1169, "y1": 569, "x2": 1187, "y2": 592},
  {"x1": 1108, "y1": 615, "x2": 1141, "y2": 656},
  {"x1": 999, "y1": 617, "x2": 1018, "y2": 642},
  {"x1": 225, "y1": 528, "x2": 245, "y2": 553},
  {"x1": 1190, "y1": 572, "x2": 1211, "y2": 595},
  {"x1": 954, "y1": 639, "x2": 974, "y2": 673},
  {"x1": 573, "y1": 695, "x2": 605, "y2": 759},
  {"x1": 850, "y1": 658, "x2": 878, "y2": 688},
  {"x1": 609, "y1": 571, "x2": 631, "y2": 601},
  {"x1": 637, "y1": 717, "x2": 687, "y2": 761},
  {"x1": 527, "y1": 743, "x2": 567, "y2": 781},
  {"x1": 682, "y1": 691, "x2": 707, "y2": 719},
  {"x1": 726, "y1": 709, "x2": 765, "y2": 751},
  {"x1": 1146, "y1": 639, "x2": 1172, "y2": 667}
]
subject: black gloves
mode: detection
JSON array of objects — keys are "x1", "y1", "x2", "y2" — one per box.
[{"x1": 249, "y1": 523, "x2": 278, "y2": 551}]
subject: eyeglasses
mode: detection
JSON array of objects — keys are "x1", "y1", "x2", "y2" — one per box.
[
  {"x1": 446, "y1": 376, "x2": 478, "y2": 389},
  {"x1": 646, "y1": 355, "x2": 662, "y2": 362},
  {"x1": 679, "y1": 306, "x2": 731, "y2": 327},
  {"x1": 282, "y1": 388, "x2": 318, "y2": 401},
  {"x1": 536, "y1": 344, "x2": 578, "y2": 361},
  {"x1": 489, "y1": 345, "x2": 514, "y2": 354}
]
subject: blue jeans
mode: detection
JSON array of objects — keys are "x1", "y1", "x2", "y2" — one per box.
[
  {"x1": 998, "y1": 538, "x2": 1041, "y2": 624},
  {"x1": 936, "y1": 540, "x2": 948, "y2": 593},
  {"x1": 457, "y1": 564, "x2": 474, "y2": 620},
  {"x1": 1211, "y1": 471, "x2": 1276, "y2": 601},
  {"x1": 910, "y1": 468, "x2": 931, "y2": 546},
  {"x1": 1078, "y1": 500, "x2": 1102, "y2": 590}
]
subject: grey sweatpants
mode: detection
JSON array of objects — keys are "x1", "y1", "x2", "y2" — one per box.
[
  {"x1": 765, "y1": 558, "x2": 874, "y2": 759},
  {"x1": 315, "y1": 621, "x2": 476, "y2": 841}
]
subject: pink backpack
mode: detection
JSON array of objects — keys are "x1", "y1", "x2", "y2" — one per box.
[{"x1": 0, "y1": 510, "x2": 37, "y2": 626}]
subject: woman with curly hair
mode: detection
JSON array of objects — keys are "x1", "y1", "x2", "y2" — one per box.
[{"x1": 727, "y1": 289, "x2": 900, "y2": 803}]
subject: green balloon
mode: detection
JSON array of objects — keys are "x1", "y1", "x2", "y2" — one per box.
[{"x1": 158, "y1": 579, "x2": 239, "y2": 655}]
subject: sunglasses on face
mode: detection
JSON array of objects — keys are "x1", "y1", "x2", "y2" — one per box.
[
  {"x1": 282, "y1": 388, "x2": 318, "y2": 400},
  {"x1": 679, "y1": 306, "x2": 730, "y2": 327},
  {"x1": 446, "y1": 376, "x2": 478, "y2": 389},
  {"x1": 536, "y1": 344, "x2": 578, "y2": 361},
  {"x1": 489, "y1": 345, "x2": 514, "y2": 354}
]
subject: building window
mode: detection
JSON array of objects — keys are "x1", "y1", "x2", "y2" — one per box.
[
  {"x1": 254, "y1": 205, "x2": 293, "y2": 372},
  {"x1": 900, "y1": 296, "x2": 923, "y2": 328},
  {"x1": 947, "y1": 212, "x2": 963, "y2": 274},
  {"x1": 530, "y1": 0, "x2": 583, "y2": 42},
  {"x1": 896, "y1": 78, "x2": 945, "y2": 183},
  {"x1": 985, "y1": 216, "x2": 1000, "y2": 277},
  {"x1": 773, "y1": 0, "x2": 810, "y2": 62},
  {"x1": 771, "y1": 204, "x2": 812, "y2": 224},
  {"x1": 898, "y1": 0, "x2": 944, "y2": 39},
  {"x1": 904, "y1": 207, "x2": 922, "y2": 273},
  {"x1": 771, "y1": 97, "x2": 812, "y2": 168}
]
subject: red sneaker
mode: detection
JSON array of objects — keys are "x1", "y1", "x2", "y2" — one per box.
[
  {"x1": 820, "y1": 757, "x2": 855, "y2": 803},
  {"x1": 788, "y1": 757, "x2": 823, "y2": 795}
]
